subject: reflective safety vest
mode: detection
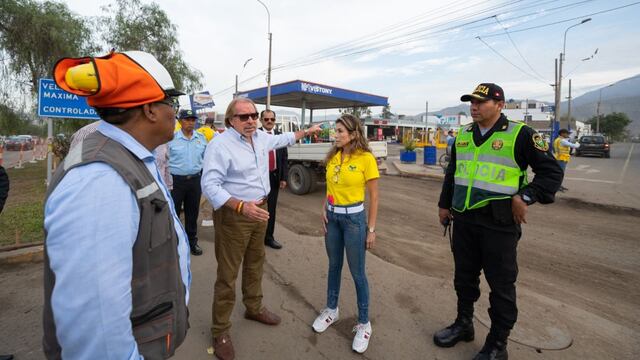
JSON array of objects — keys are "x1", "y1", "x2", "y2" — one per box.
[
  {"x1": 452, "y1": 121, "x2": 527, "y2": 212},
  {"x1": 553, "y1": 137, "x2": 571, "y2": 162}
]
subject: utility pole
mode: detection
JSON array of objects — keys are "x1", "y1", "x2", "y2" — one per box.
[
  {"x1": 553, "y1": 57, "x2": 560, "y2": 142},
  {"x1": 257, "y1": 0, "x2": 272, "y2": 109},
  {"x1": 425, "y1": 100, "x2": 429, "y2": 143},
  {"x1": 567, "y1": 79, "x2": 572, "y2": 131},
  {"x1": 234, "y1": 75, "x2": 238, "y2": 98}
]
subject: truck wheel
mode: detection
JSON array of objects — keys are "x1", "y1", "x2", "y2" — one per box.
[
  {"x1": 307, "y1": 169, "x2": 319, "y2": 193},
  {"x1": 288, "y1": 164, "x2": 311, "y2": 195}
]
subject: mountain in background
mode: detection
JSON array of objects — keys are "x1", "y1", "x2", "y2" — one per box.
[{"x1": 559, "y1": 74, "x2": 640, "y2": 135}]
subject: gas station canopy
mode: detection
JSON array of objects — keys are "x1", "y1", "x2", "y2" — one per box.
[{"x1": 237, "y1": 80, "x2": 388, "y2": 126}]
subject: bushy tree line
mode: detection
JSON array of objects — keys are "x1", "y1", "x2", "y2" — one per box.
[{"x1": 0, "y1": 0, "x2": 202, "y2": 136}]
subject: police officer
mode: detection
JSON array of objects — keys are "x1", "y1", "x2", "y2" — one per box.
[
  {"x1": 434, "y1": 83, "x2": 563, "y2": 360},
  {"x1": 169, "y1": 109, "x2": 207, "y2": 255},
  {"x1": 553, "y1": 128, "x2": 580, "y2": 192}
]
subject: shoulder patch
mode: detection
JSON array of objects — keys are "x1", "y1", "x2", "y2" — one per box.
[{"x1": 532, "y1": 133, "x2": 549, "y2": 151}]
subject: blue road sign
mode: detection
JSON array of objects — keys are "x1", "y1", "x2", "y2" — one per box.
[{"x1": 38, "y1": 78, "x2": 100, "y2": 120}]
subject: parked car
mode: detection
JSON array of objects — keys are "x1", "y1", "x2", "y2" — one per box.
[
  {"x1": 4, "y1": 135, "x2": 34, "y2": 151},
  {"x1": 576, "y1": 135, "x2": 610, "y2": 158}
]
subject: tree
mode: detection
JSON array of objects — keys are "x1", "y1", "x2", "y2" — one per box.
[
  {"x1": 100, "y1": 0, "x2": 203, "y2": 93},
  {"x1": 382, "y1": 104, "x2": 394, "y2": 119},
  {"x1": 339, "y1": 106, "x2": 371, "y2": 119},
  {"x1": 0, "y1": 0, "x2": 96, "y2": 97},
  {"x1": 585, "y1": 112, "x2": 632, "y2": 140}
]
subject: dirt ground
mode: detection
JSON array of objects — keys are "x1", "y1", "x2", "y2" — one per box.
[
  {"x1": 1, "y1": 173, "x2": 639, "y2": 359},
  {"x1": 275, "y1": 174, "x2": 640, "y2": 358}
]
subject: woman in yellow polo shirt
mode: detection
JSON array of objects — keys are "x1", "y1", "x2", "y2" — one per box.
[{"x1": 311, "y1": 114, "x2": 379, "y2": 354}]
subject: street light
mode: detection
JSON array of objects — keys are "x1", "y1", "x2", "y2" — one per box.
[
  {"x1": 596, "y1": 84, "x2": 614, "y2": 134},
  {"x1": 234, "y1": 57, "x2": 253, "y2": 98},
  {"x1": 256, "y1": 0, "x2": 272, "y2": 110},
  {"x1": 554, "y1": 18, "x2": 591, "y2": 141}
]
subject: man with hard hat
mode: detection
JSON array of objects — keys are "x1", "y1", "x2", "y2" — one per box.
[
  {"x1": 43, "y1": 51, "x2": 191, "y2": 359},
  {"x1": 169, "y1": 108, "x2": 207, "y2": 255}
]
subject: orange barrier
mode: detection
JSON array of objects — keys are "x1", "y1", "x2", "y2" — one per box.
[
  {"x1": 14, "y1": 143, "x2": 24, "y2": 169},
  {"x1": 29, "y1": 139, "x2": 37, "y2": 163}
]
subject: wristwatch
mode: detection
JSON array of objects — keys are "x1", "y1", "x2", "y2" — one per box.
[
  {"x1": 368, "y1": 227, "x2": 376, "y2": 233},
  {"x1": 520, "y1": 193, "x2": 534, "y2": 206}
]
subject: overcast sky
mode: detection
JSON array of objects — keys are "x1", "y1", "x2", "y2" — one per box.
[{"x1": 63, "y1": 0, "x2": 640, "y2": 116}]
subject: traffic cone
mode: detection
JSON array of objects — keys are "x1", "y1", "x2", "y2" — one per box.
[{"x1": 15, "y1": 143, "x2": 24, "y2": 169}]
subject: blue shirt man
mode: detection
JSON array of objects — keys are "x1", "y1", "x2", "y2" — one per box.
[
  {"x1": 201, "y1": 98, "x2": 321, "y2": 359},
  {"x1": 169, "y1": 109, "x2": 207, "y2": 255}
]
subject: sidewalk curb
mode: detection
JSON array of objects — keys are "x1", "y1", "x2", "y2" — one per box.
[
  {"x1": 559, "y1": 196, "x2": 640, "y2": 216},
  {"x1": 0, "y1": 245, "x2": 44, "y2": 266},
  {"x1": 390, "y1": 160, "x2": 445, "y2": 181}
]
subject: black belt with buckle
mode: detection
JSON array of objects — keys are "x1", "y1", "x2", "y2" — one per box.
[{"x1": 172, "y1": 172, "x2": 202, "y2": 180}]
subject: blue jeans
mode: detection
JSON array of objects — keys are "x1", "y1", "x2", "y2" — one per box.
[
  {"x1": 325, "y1": 208, "x2": 369, "y2": 324},
  {"x1": 557, "y1": 160, "x2": 567, "y2": 172}
]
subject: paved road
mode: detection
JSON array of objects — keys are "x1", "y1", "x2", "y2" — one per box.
[
  {"x1": 561, "y1": 142, "x2": 638, "y2": 208},
  {"x1": 385, "y1": 142, "x2": 640, "y2": 209},
  {"x1": 2, "y1": 150, "x2": 37, "y2": 168}
]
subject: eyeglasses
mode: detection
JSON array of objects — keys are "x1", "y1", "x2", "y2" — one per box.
[
  {"x1": 157, "y1": 98, "x2": 180, "y2": 114},
  {"x1": 234, "y1": 112, "x2": 259, "y2": 122},
  {"x1": 332, "y1": 165, "x2": 340, "y2": 183},
  {"x1": 262, "y1": 117, "x2": 276, "y2": 122}
]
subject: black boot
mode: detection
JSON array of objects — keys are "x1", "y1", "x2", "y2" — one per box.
[
  {"x1": 190, "y1": 243, "x2": 203, "y2": 256},
  {"x1": 433, "y1": 317, "x2": 474, "y2": 348},
  {"x1": 265, "y1": 237, "x2": 283, "y2": 250},
  {"x1": 472, "y1": 339, "x2": 508, "y2": 360}
]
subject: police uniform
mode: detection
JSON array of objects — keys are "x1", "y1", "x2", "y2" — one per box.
[
  {"x1": 169, "y1": 109, "x2": 207, "y2": 255},
  {"x1": 436, "y1": 83, "x2": 563, "y2": 359}
]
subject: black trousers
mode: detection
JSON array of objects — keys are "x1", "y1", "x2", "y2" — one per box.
[
  {"x1": 452, "y1": 219, "x2": 520, "y2": 342},
  {"x1": 265, "y1": 170, "x2": 280, "y2": 242},
  {"x1": 171, "y1": 173, "x2": 202, "y2": 247}
]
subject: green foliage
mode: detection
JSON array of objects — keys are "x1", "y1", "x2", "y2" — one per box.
[
  {"x1": 0, "y1": 103, "x2": 45, "y2": 135},
  {"x1": 339, "y1": 107, "x2": 371, "y2": 119},
  {"x1": 585, "y1": 112, "x2": 632, "y2": 141},
  {"x1": 100, "y1": 0, "x2": 203, "y2": 93},
  {"x1": 0, "y1": 161, "x2": 46, "y2": 246},
  {"x1": 403, "y1": 138, "x2": 417, "y2": 151},
  {"x1": 0, "y1": 0, "x2": 96, "y2": 94}
]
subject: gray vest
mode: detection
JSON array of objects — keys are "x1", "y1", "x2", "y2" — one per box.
[{"x1": 43, "y1": 132, "x2": 188, "y2": 359}]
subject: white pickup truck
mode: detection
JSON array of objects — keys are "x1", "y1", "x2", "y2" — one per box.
[{"x1": 286, "y1": 141, "x2": 388, "y2": 195}]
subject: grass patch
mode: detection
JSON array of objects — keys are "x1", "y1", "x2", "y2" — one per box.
[{"x1": 0, "y1": 161, "x2": 47, "y2": 246}]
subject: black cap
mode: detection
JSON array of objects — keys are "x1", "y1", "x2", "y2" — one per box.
[
  {"x1": 461, "y1": 83, "x2": 505, "y2": 102},
  {"x1": 178, "y1": 109, "x2": 197, "y2": 120}
]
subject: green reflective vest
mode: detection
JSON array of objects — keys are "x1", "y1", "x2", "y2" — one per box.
[{"x1": 452, "y1": 120, "x2": 527, "y2": 212}]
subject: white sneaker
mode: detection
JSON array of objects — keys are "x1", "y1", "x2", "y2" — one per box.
[
  {"x1": 352, "y1": 322, "x2": 372, "y2": 353},
  {"x1": 312, "y1": 307, "x2": 339, "y2": 333}
]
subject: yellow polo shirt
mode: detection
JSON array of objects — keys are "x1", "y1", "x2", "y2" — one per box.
[
  {"x1": 325, "y1": 150, "x2": 379, "y2": 205},
  {"x1": 197, "y1": 126, "x2": 215, "y2": 142}
]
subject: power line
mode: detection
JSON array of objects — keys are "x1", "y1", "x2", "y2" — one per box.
[
  {"x1": 481, "y1": 1, "x2": 640, "y2": 38},
  {"x1": 476, "y1": 36, "x2": 549, "y2": 84},
  {"x1": 214, "y1": 1, "x2": 637, "y2": 96},
  {"x1": 493, "y1": 15, "x2": 550, "y2": 82}
]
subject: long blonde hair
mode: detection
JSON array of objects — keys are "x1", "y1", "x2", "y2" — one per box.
[{"x1": 324, "y1": 114, "x2": 372, "y2": 164}]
